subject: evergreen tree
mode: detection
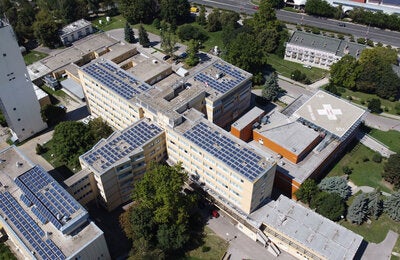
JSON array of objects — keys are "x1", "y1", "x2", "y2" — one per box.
[
  {"x1": 186, "y1": 39, "x2": 200, "y2": 67},
  {"x1": 138, "y1": 24, "x2": 150, "y2": 47},
  {"x1": 382, "y1": 154, "x2": 400, "y2": 189},
  {"x1": 347, "y1": 193, "x2": 369, "y2": 224},
  {"x1": 318, "y1": 176, "x2": 351, "y2": 199},
  {"x1": 262, "y1": 72, "x2": 283, "y2": 101},
  {"x1": 367, "y1": 190, "x2": 383, "y2": 220},
  {"x1": 160, "y1": 21, "x2": 176, "y2": 56},
  {"x1": 196, "y1": 6, "x2": 207, "y2": 26},
  {"x1": 384, "y1": 192, "x2": 400, "y2": 221},
  {"x1": 124, "y1": 22, "x2": 135, "y2": 43}
]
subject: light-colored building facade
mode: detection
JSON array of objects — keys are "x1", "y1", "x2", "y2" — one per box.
[
  {"x1": 0, "y1": 20, "x2": 47, "y2": 141},
  {"x1": 77, "y1": 119, "x2": 167, "y2": 211},
  {"x1": 285, "y1": 31, "x2": 366, "y2": 69},
  {"x1": 166, "y1": 109, "x2": 276, "y2": 214},
  {"x1": 0, "y1": 146, "x2": 110, "y2": 260},
  {"x1": 59, "y1": 19, "x2": 93, "y2": 46}
]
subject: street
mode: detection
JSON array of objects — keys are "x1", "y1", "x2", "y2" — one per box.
[{"x1": 189, "y1": 0, "x2": 400, "y2": 47}]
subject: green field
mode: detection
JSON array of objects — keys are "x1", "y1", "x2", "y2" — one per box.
[
  {"x1": 23, "y1": 51, "x2": 48, "y2": 65},
  {"x1": 368, "y1": 128, "x2": 400, "y2": 153},
  {"x1": 41, "y1": 139, "x2": 81, "y2": 175},
  {"x1": 266, "y1": 54, "x2": 328, "y2": 83},
  {"x1": 185, "y1": 227, "x2": 228, "y2": 260},
  {"x1": 91, "y1": 15, "x2": 127, "y2": 31},
  {"x1": 327, "y1": 143, "x2": 392, "y2": 193}
]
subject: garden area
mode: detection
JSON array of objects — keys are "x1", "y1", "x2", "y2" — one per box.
[
  {"x1": 184, "y1": 227, "x2": 228, "y2": 260},
  {"x1": 23, "y1": 51, "x2": 48, "y2": 65}
]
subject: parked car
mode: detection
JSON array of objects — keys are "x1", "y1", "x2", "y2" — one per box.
[
  {"x1": 163, "y1": 55, "x2": 171, "y2": 61},
  {"x1": 338, "y1": 22, "x2": 346, "y2": 27},
  {"x1": 211, "y1": 209, "x2": 219, "y2": 218}
]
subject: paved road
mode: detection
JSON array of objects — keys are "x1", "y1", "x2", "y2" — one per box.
[
  {"x1": 208, "y1": 211, "x2": 296, "y2": 260},
  {"x1": 356, "y1": 132, "x2": 396, "y2": 158},
  {"x1": 189, "y1": 0, "x2": 400, "y2": 47},
  {"x1": 362, "y1": 230, "x2": 399, "y2": 260}
]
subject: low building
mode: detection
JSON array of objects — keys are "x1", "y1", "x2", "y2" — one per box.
[
  {"x1": 33, "y1": 84, "x2": 51, "y2": 107},
  {"x1": 285, "y1": 31, "x2": 366, "y2": 69},
  {"x1": 250, "y1": 195, "x2": 364, "y2": 260},
  {"x1": 76, "y1": 119, "x2": 167, "y2": 211},
  {"x1": 59, "y1": 19, "x2": 93, "y2": 46},
  {"x1": 231, "y1": 107, "x2": 265, "y2": 142},
  {"x1": 0, "y1": 146, "x2": 110, "y2": 260}
]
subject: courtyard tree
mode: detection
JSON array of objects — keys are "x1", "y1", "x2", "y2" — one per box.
[
  {"x1": 120, "y1": 163, "x2": 197, "y2": 258},
  {"x1": 382, "y1": 154, "x2": 400, "y2": 189},
  {"x1": 310, "y1": 191, "x2": 346, "y2": 221},
  {"x1": 88, "y1": 118, "x2": 113, "y2": 142},
  {"x1": 295, "y1": 179, "x2": 319, "y2": 204},
  {"x1": 40, "y1": 104, "x2": 66, "y2": 126},
  {"x1": 262, "y1": 72, "x2": 284, "y2": 101},
  {"x1": 367, "y1": 189, "x2": 383, "y2": 219},
  {"x1": 347, "y1": 193, "x2": 369, "y2": 224},
  {"x1": 384, "y1": 192, "x2": 400, "y2": 221},
  {"x1": 318, "y1": 176, "x2": 351, "y2": 199}
]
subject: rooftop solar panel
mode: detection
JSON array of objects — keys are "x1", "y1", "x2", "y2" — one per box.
[{"x1": 183, "y1": 122, "x2": 267, "y2": 181}]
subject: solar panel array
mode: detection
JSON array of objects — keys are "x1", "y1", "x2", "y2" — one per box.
[
  {"x1": 193, "y1": 62, "x2": 247, "y2": 94},
  {"x1": 15, "y1": 166, "x2": 82, "y2": 230},
  {"x1": 83, "y1": 121, "x2": 163, "y2": 170},
  {"x1": 0, "y1": 192, "x2": 65, "y2": 259},
  {"x1": 82, "y1": 61, "x2": 151, "y2": 100},
  {"x1": 183, "y1": 122, "x2": 267, "y2": 181}
]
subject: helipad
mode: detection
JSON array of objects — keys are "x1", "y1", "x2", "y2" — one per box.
[{"x1": 293, "y1": 91, "x2": 365, "y2": 139}]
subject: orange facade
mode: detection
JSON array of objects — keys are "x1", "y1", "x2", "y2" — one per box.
[
  {"x1": 231, "y1": 124, "x2": 254, "y2": 142},
  {"x1": 273, "y1": 170, "x2": 301, "y2": 198}
]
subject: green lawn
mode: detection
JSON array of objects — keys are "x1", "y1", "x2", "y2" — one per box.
[
  {"x1": 0, "y1": 242, "x2": 16, "y2": 260},
  {"x1": 91, "y1": 15, "x2": 127, "y2": 31},
  {"x1": 266, "y1": 54, "x2": 328, "y2": 83},
  {"x1": 368, "y1": 128, "x2": 400, "y2": 153},
  {"x1": 41, "y1": 139, "x2": 81, "y2": 174},
  {"x1": 337, "y1": 88, "x2": 400, "y2": 116},
  {"x1": 327, "y1": 143, "x2": 392, "y2": 193},
  {"x1": 23, "y1": 51, "x2": 48, "y2": 65},
  {"x1": 340, "y1": 214, "x2": 400, "y2": 253},
  {"x1": 185, "y1": 227, "x2": 228, "y2": 260}
]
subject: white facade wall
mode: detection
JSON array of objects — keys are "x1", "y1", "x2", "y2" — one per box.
[
  {"x1": 60, "y1": 25, "x2": 93, "y2": 45},
  {"x1": 0, "y1": 22, "x2": 46, "y2": 141}
]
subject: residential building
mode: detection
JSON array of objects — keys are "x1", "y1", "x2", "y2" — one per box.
[
  {"x1": 76, "y1": 119, "x2": 166, "y2": 211},
  {"x1": 59, "y1": 19, "x2": 93, "y2": 46},
  {"x1": 250, "y1": 195, "x2": 364, "y2": 260},
  {"x1": 285, "y1": 31, "x2": 366, "y2": 69},
  {"x1": 0, "y1": 146, "x2": 110, "y2": 260},
  {"x1": 0, "y1": 19, "x2": 46, "y2": 141},
  {"x1": 166, "y1": 109, "x2": 276, "y2": 214}
]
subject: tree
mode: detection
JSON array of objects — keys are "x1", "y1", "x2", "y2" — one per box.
[
  {"x1": 384, "y1": 192, "x2": 400, "y2": 221},
  {"x1": 124, "y1": 22, "x2": 135, "y2": 43},
  {"x1": 262, "y1": 72, "x2": 283, "y2": 101},
  {"x1": 318, "y1": 176, "x2": 351, "y2": 199},
  {"x1": 367, "y1": 190, "x2": 383, "y2": 219},
  {"x1": 305, "y1": 0, "x2": 336, "y2": 18},
  {"x1": 40, "y1": 104, "x2": 66, "y2": 126},
  {"x1": 177, "y1": 24, "x2": 207, "y2": 42},
  {"x1": 382, "y1": 154, "x2": 400, "y2": 189},
  {"x1": 295, "y1": 179, "x2": 319, "y2": 204},
  {"x1": 252, "y1": 0, "x2": 276, "y2": 30},
  {"x1": 347, "y1": 193, "x2": 369, "y2": 224},
  {"x1": 196, "y1": 6, "x2": 207, "y2": 26},
  {"x1": 33, "y1": 10, "x2": 60, "y2": 48},
  {"x1": 160, "y1": 0, "x2": 191, "y2": 24},
  {"x1": 368, "y1": 98, "x2": 381, "y2": 113},
  {"x1": 36, "y1": 143, "x2": 47, "y2": 155},
  {"x1": 160, "y1": 22, "x2": 177, "y2": 56},
  {"x1": 186, "y1": 39, "x2": 200, "y2": 67},
  {"x1": 207, "y1": 8, "x2": 221, "y2": 32},
  {"x1": 138, "y1": 24, "x2": 150, "y2": 47},
  {"x1": 220, "y1": 11, "x2": 240, "y2": 29},
  {"x1": 120, "y1": 163, "x2": 197, "y2": 257},
  {"x1": 311, "y1": 191, "x2": 346, "y2": 221},
  {"x1": 118, "y1": 0, "x2": 158, "y2": 24},
  {"x1": 330, "y1": 55, "x2": 358, "y2": 90},
  {"x1": 88, "y1": 118, "x2": 113, "y2": 142},
  {"x1": 52, "y1": 121, "x2": 93, "y2": 168}
]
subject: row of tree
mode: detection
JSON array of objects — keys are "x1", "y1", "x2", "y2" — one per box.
[{"x1": 328, "y1": 47, "x2": 400, "y2": 100}]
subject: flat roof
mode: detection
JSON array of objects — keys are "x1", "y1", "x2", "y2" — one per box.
[
  {"x1": 251, "y1": 195, "x2": 363, "y2": 260},
  {"x1": 0, "y1": 146, "x2": 103, "y2": 259},
  {"x1": 288, "y1": 31, "x2": 366, "y2": 58},
  {"x1": 60, "y1": 78, "x2": 85, "y2": 100},
  {"x1": 255, "y1": 112, "x2": 320, "y2": 156},
  {"x1": 175, "y1": 109, "x2": 275, "y2": 182},
  {"x1": 59, "y1": 19, "x2": 91, "y2": 37},
  {"x1": 81, "y1": 119, "x2": 164, "y2": 173},
  {"x1": 125, "y1": 56, "x2": 171, "y2": 83},
  {"x1": 81, "y1": 59, "x2": 153, "y2": 100},
  {"x1": 33, "y1": 83, "x2": 49, "y2": 100},
  {"x1": 293, "y1": 90, "x2": 365, "y2": 139},
  {"x1": 232, "y1": 107, "x2": 265, "y2": 131}
]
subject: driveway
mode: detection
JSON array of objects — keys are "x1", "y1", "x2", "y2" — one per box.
[{"x1": 362, "y1": 230, "x2": 399, "y2": 260}]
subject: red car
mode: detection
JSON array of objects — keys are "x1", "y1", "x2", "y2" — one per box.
[{"x1": 211, "y1": 210, "x2": 220, "y2": 218}]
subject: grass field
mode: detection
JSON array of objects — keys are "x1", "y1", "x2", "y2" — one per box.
[
  {"x1": 326, "y1": 143, "x2": 392, "y2": 193},
  {"x1": 266, "y1": 54, "x2": 328, "y2": 83},
  {"x1": 91, "y1": 15, "x2": 127, "y2": 31},
  {"x1": 23, "y1": 51, "x2": 48, "y2": 65},
  {"x1": 185, "y1": 227, "x2": 228, "y2": 260},
  {"x1": 41, "y1": 139, "x2": 81, "y2": 174},
  {"x1": 337, "y1": 88, "x2": 399, "y2": 116},
  {"x1": 368, "y1": 128, "x2": 400, "y2": 153}
]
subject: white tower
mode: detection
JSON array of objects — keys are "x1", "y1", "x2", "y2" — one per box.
[{"x1": 0, "y1": 19, "x2": 46, "y2": 141}]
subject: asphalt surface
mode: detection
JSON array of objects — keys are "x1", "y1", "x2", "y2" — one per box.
[{"x1": 189, "y1": 0, "x2": 400, "y2": 47}]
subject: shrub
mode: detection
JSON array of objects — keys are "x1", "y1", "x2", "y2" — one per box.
[
  {"x1": 362, "y1": 156, "x2": 369, "y2": 162},
  {"x1": 342, "y1": 165, "x2": 352, "y2": 175},
  {"x1": 36, "y1": 143, "x2": 47, "y2": 155},
  {"x1": 357, "y1": 38, "x2": 366, "y2": 44},
  {"x1": 202, "y1": 246, "x2": 211, "y2": 252},
  {"x1": 372, "y1": 153, "x2": 382, "y2": 163}
]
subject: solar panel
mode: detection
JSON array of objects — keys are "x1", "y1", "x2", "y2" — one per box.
[{"x1": 183, "y1": 122, "x2": 267, "y2": 181}]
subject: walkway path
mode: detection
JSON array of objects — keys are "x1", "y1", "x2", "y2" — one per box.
[
  {"x1": 362, "y1": 230, "x2": 399, "y2": 260},
  {"x1": 356, "y1": 132, "x2": 396, "y2": 158},
  {"x1": 348, "y1": 181, "x2": 391, "y2": 196}
]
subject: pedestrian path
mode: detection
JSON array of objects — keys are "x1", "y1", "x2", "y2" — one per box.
[
  {"x1": 356, "y1": 131, "x2": 396, "y2": 158},
  {"x1": 348, "y1": 181, "x2": 391, "y2": 196}
]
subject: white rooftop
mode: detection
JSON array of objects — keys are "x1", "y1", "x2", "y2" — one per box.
[
  {"x1": 251, "y1": 195, "x2": 363, "y2": 260},
  {"x1": 60, "y1": 19, "x2": 91, "y2": 37}
]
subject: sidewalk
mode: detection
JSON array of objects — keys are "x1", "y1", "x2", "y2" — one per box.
[{"x1": 348, "y1": 180, "x2": 391, "y2": 196}]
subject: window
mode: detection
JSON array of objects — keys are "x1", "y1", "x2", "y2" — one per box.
[{"x1": 2, "y1": 53, "x2": 6, "y2": 57}]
